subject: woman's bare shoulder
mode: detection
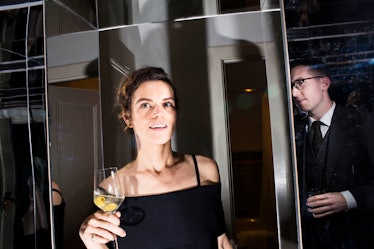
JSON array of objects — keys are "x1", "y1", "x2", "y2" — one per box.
[
  {"x1": 118, "y1": 161, "x2": 135, "y2": 172},
  {"x1": 193, "y1": 154, "x2": 220, "y2": 184},
  {"x1": 117, "y1": 162, "x2": 136, "y2": 181}
]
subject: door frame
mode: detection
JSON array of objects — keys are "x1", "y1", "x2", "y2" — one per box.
[{"x1": 208, "y1": 42, "x2": 298, "y2": 248}]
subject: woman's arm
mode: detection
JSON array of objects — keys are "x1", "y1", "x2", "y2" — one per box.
[{"x1": 196, "y1": 155, "x2": 233, "y2": 249}]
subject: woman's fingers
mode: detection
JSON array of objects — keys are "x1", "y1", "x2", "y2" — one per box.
[
  {"x1": 90, "y1": 212, "x2": 126, "y2": 237},
  {"x1": 80, "y1": 211, "x2": 126, "y2": 244}
]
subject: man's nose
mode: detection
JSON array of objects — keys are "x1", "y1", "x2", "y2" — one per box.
[{"x1": 292, "y1": 87, "x2": 300, "y2": 97}]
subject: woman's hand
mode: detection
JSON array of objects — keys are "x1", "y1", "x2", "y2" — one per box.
[
  {"x1": 79, "y1": 211, "x2": 126, "y2": 249},
  {"x1": 218, "y1": 233, "x2": 233, "y2": 249}
]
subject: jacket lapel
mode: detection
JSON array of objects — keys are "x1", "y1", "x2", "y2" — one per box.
[{"x1": 324, "y1": 105, "x2": 348, "y2": 187}]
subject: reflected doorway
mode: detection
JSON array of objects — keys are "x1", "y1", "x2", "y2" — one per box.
[
  {"x1": 224, "y1": 60, "x2": 278, "y2": 249},
  {"x1": 48, "y1": 80, "x2": 101, "y2": 249}
]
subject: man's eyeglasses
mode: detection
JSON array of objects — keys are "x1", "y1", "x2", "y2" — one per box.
[{"x1": 291, "y1": 76, "x2": 323, "y2": 90}]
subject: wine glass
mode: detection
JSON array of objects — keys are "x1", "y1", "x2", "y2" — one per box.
[{"x1": 93, "y1": 167, "x2": 125, "y2": 249}]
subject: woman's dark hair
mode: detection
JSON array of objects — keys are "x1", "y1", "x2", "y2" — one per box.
[{"x1": 116, "y1": 66, "x2": 179, "y2": 131}]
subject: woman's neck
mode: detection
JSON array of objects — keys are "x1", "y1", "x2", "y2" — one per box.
[{"x1": 135, "y1": 145, "x2": 175, "y2": 172}]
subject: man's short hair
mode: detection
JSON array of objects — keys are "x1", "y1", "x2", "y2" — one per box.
[{"x1": 290, "y1": 58, "x2": 330, "y2": 78}]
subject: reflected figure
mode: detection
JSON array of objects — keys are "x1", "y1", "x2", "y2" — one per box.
[
  {"x1": 346, "y1": 86, "x2": 374, "y2": 115},
  {"x1": 291, "y1": 58, "x2": 374, "y2": 249},
  {"x1": 21, "y1": 174, "x2": 48, "y2": 247},
  {"x1": 297, "y1": 0, "x2": 321, "y2": 27},
  {"x1": 52, "y1": 181, "x2": 65, "y2": 249},
  {"x1": 79, "y1": 67, "x2": 232, "y2": 249}
]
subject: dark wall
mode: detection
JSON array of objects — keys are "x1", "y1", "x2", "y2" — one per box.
[{"x1": 286, "y1": 0, "x2": 374, "y2": 111}]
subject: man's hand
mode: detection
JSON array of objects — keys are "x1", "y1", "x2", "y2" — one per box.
[{"x1": 306, "y1": 192, "x2": 347, "y2": 218}]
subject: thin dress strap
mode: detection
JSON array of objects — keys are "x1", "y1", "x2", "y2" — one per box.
[
  {"x1": 192, "y1": 154, "x2": 201, "y2": 186},
  {"x1": 52, "y1": 188, "x2": 63, "y2": 197}
]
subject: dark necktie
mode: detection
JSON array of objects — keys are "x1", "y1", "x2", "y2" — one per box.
[{"x1": 311, "y1": 121, "x2": 323, "y2": 154}]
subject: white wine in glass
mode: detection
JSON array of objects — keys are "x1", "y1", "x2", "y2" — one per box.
[{"x1": 93, "y1": 167, "x2": 125, "y2": 249}]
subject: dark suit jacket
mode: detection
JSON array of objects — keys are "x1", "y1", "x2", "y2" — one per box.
[{"x1": 294, "y1": 105, "x2": 374, "y2": 249}]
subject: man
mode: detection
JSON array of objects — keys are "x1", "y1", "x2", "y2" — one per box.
[{"x1": 291, "y1": 58, "x2": 374, "y2": 249}]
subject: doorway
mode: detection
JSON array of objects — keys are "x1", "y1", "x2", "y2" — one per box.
[{"x1": 224, "y1": 59, "x2": 278, "y2": 249}]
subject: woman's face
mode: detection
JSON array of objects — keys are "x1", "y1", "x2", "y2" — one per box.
[{"x1": 128, "y1": 80, "x2": 177, "y2": 146}]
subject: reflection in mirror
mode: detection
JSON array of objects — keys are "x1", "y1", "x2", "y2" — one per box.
[
  {"x1": 0, "y1": 2, "x2": 51, "y2": 249},
  {"x1": 96, "y1": 0, "x2": 282, "y2": 29},
  {"x1": 99, "y1": 9, "x2": 290, "y2": 248},
  {"x1": 45, "y1": 0, "x2": 97, "y2": 36},
  {"x1": 219, "y1": 0, "x2": 280, "y2": 13},
  {"x1": 224, "y1": 60, "x2": 278, "y2": 248},
  {"x1": 46, "y1": 2, "x2": 293, "y2": 249},
  {"x1": 97, "y1": 0, "x2": 206, "y2": 28},
  {"x1": 220, "y1": 0, "x2": 260, "y2": 13},
  {"x1": 46, "y1": 30, "x2": 100, "y2": 249},
  {"x1": 96, "y1": 0, "x2": 285, "y2": 29},
  {"x1": 285, "y1": 0, "x2": 374, "y2": 248}
]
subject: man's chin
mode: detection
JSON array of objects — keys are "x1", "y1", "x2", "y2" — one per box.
[{"x1": 297, "y1": 103, "x2": 309, "y2": 112}]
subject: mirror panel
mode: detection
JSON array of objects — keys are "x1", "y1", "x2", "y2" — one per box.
[
  {"x1": 96, "y1": 0, "x2": 281, "y2": 29},
  {"x1": 99, "y1": 9, "x2": 295, "y2": 248},
  {"x1": 287, "y1": 18, "x2": 374, "y2": 106},
  {"x1": 45, "y1": 0, "x2": 97, "y2": 36},
  {"x1": 44, "y1": 1, "x2": 374, "y2": 249},
  {"x1": 0, "y1": 2, "x2": 50, "y2": 249},
  {"x1": 97, "y1": 0, "x2": 206, "y2": 28},
  {"x1": 8, "y1": 0, "x2": 374, "y2": 249},
  {"x1": 46, "y1": 30, "x2": 100, "y2": 249},
  {"x1": 48, "y1": 82, "x2": 100, "y2": 249},
  {"x1": 220, "y1": 0, "x2": 279, "y2": 13},
  {"x1": 285, "y1": 0, "x2": 374, "y2": 248}
]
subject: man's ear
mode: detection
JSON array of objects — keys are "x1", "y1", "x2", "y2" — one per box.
[{"x1": 321, "y1": 76, "x2": 331, "y2": 91}]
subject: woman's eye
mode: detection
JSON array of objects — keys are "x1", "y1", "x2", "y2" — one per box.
[
  {"x1": 140, "y1": 103, "x2": 151, "y2": 108},
  {"x1": 164, "y1": 102, "x2": 175, "y2": 108}
]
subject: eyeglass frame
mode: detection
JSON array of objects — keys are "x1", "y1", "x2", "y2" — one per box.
[{"x1": 291, "y1": 75, "x2": 324, "y2": 90}]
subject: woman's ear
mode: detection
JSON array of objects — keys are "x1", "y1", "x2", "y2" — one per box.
[{"x1": 123, "y1": 113, "x2": 133, "y2": 128}]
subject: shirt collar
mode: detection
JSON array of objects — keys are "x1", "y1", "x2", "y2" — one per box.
[{"x1": 309, "y1": 102, "x2": 336, "y2": 127}]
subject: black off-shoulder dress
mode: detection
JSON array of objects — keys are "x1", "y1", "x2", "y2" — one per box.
[{"x1": 117, "y1": 155, "x2": 226, "y2": 249}]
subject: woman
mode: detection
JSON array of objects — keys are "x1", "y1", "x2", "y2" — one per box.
[{"x1": 79, "y1": 66, "x2": 232, "y2": 249}]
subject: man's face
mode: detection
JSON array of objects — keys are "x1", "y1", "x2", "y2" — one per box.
[{"x1": 291, "y1": 65, "x2": 328, "y2": 114}]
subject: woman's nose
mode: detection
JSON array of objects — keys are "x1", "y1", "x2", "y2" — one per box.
[{"x1": 152, "y1": 106, "x2": 162, "y2": 118}]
